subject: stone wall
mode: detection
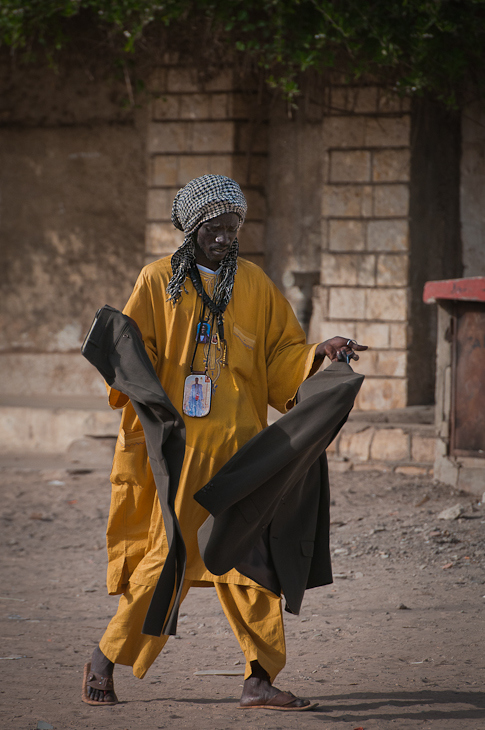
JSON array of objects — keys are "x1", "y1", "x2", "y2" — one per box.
[
  {"x1": 309, "y1": 87, "x2": 411, "y2": 410},
  {"x1": 327, "y1": 413, "x2": 436, "y2": 477},
  {"x1": 145, "y1": 65, "x2": 267, "y2": 268},
  {"x1": 143, "y1": 81, "x2": 467, "y2": 415},
  {"x1": 265, "y1": 102, "x2": 323, "y2": 333},
  {"x1": 1, "y1": 59, "x2": 476, "y2": 415},
  {"x1": 0, "y1": 60, "x2": 148, "y2": 397}
]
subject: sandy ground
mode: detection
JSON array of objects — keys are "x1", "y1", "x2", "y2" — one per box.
[{"x1": 1, "y1": 454, "x2": 484, "y2": 730}]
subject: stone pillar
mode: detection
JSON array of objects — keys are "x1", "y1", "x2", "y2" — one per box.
[
  {"x1": 145, "y1": 65, "x2": 267, "y2": 268},
  {"x1": 311, "y1": 87, "x2": 411, "y2": 410},
  {"x1": 265, "y1": 102, "x2": 324, "y2": 335}
]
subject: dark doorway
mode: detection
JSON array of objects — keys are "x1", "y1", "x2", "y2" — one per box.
[{"x1": 408, "y1": 97, "x2": 462, "y2": 405}]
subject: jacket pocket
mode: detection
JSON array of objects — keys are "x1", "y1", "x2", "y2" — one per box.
[
  {"x1": 231, "y1": 322, "x2": 257, "y2": 381},
  {"x1": 300, "y1": 540, "x2": 314, "y2": 557}
]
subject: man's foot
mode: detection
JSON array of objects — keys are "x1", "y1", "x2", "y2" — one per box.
[
  {"x1": 81, "y1": 646, "x2": 118, "y2": 706},
  {"x1": 239, "y1": 662, "x2": 317, "y2": 711}
]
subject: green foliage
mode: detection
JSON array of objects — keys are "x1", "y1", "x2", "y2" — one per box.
[
  {"x1": 1, "y1": 0, "x2": 485, "y2": 106},
  {"x1": 0, "y1": 1, "x2": 186, "y2": 53}
]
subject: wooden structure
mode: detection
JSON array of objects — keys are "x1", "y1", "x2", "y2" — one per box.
[{"x1": 424, "y1": 277, "x2": 485, "y2": 495}]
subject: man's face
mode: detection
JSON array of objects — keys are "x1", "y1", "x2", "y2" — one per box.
[{"x1": 195, "y1": 212, "x2": 240, "y2": 269}]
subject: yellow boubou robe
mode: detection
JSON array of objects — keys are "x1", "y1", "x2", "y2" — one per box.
[{"x1": 105, "y1": 256, "x2": 317, "y2": 597}]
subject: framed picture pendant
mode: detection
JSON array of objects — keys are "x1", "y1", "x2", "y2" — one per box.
[{"x1": 183, "y1": 373, "x2": 212, "y2": 417}]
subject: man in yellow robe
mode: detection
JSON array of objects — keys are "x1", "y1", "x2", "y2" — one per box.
[{"x1": 82, "y1": 175, "x2": 366, "y2": 711}]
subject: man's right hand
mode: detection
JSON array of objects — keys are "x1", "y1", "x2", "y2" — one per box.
[{"x1": 314, "y1": 337, "x2": 368, "y2": 363}]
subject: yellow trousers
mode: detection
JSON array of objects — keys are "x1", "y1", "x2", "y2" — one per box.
[{"x1": 99, "y1": 580, "x2": 286, "y2": 681}]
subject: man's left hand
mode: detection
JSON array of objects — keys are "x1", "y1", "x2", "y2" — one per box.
[{"x1": 315, "y1": 337, "x2": 368, "y2": 363}]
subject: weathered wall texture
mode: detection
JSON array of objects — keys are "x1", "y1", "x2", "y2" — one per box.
[
  {"x1": 265, "y1": 102, "x2": 323, "y2": 332},
  {"x1": 0, "y1": 62, "x2": 148, "y2": 396},
  {"x1": 309, "y1": 87, "x2": 412, "y2": 410},
  {"x1": 0, "y1": 56, "x2": 143, "y2": 127},
  {"x1": 145, "y1": 65, "x2": 267, "y2": 268},
  {"x1": 1, "y1": 59, "x2": 476, "y2": 413},
  {"x1": 461, "y1": 100, "x2": 485, "y2": 277}
]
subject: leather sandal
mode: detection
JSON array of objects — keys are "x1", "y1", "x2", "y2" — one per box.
[
  {"x1": 239, "y1": 689, "x2": 318, "y2": 711},
  {"x1": 81, "y1": 661, "x2": 118, "y2": 706}
]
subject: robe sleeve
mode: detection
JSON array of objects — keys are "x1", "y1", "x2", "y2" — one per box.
[
  {"x1": 106, "y1": 267, "x2": 160, "y2": 410},
  {"x1": 264, "y1": 276, "x2": 318, "y2": 413}
]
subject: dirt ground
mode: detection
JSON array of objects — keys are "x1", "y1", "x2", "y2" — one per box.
[{"x1": 1, "y1": 454, "x2": 484, "y2": 730}]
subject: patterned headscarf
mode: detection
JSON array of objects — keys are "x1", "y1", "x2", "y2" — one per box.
[{"x1": 166, "y1": 175, "x2": 247, "y2": 306}]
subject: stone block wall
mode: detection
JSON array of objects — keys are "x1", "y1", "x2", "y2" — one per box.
[
  {"x1": 145, "y1": 66, "x2": 267, "y2": 268},
  {"x1": 145, "y1": 78, "x2": 425, "y2": 412},
  {"x1": 327, "y1": 421, "x2": 436, "y2": 476},
  {"x1": 0, "y1": 60, "x2": 148, "y2": 398},
  {"x1": 310, "y1": 87, "x2": 411, "y2": 410},
  {"x1": 2, "y1": 60, "x2": 469, "y2": 417}
]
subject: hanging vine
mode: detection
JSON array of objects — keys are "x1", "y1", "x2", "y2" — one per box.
[{"x1": 1, "y1": 1, "x2": 485, "y2": 107}]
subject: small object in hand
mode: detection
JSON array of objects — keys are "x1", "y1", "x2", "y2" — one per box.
[{"x1": 337, "y1": 350, "x2": 352, "y2": 364}]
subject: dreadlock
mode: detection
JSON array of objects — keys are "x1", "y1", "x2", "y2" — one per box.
[{"x1": 166, "y1": 175, "x2": 247, "y2": 305}]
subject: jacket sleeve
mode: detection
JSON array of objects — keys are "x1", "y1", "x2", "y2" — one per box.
[{"x1": 107, "y1": 267, "x2": 160, "y2": 409}]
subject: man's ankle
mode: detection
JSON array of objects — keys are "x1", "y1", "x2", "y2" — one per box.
[
  {"x1": 248, "y1": 660, "x2": 270, "y2": 683},
  {"x1": 91, "y1": 646, "x2": 114, "y2": 676}
]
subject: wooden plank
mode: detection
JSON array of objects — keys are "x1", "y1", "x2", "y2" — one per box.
[{"x1": 423, "y1": 277, "x2": 485, "y2": 304}]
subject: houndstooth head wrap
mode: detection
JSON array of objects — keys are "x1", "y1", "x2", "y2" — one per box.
[{"x1": 167, "y1": 175, "x2": 247, "y2": 306}]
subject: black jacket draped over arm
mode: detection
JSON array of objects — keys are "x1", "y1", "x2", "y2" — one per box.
[{"x1": 195, "y1": 362, "x2": 364, "y2": 615}]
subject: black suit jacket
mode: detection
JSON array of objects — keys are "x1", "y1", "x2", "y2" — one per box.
[
  {"x1": 82, "y1": 305, "x2": 187, "y2": 637},
  {"x1": 195, "y1": 363, "x2": 364, "y2": 615}
]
